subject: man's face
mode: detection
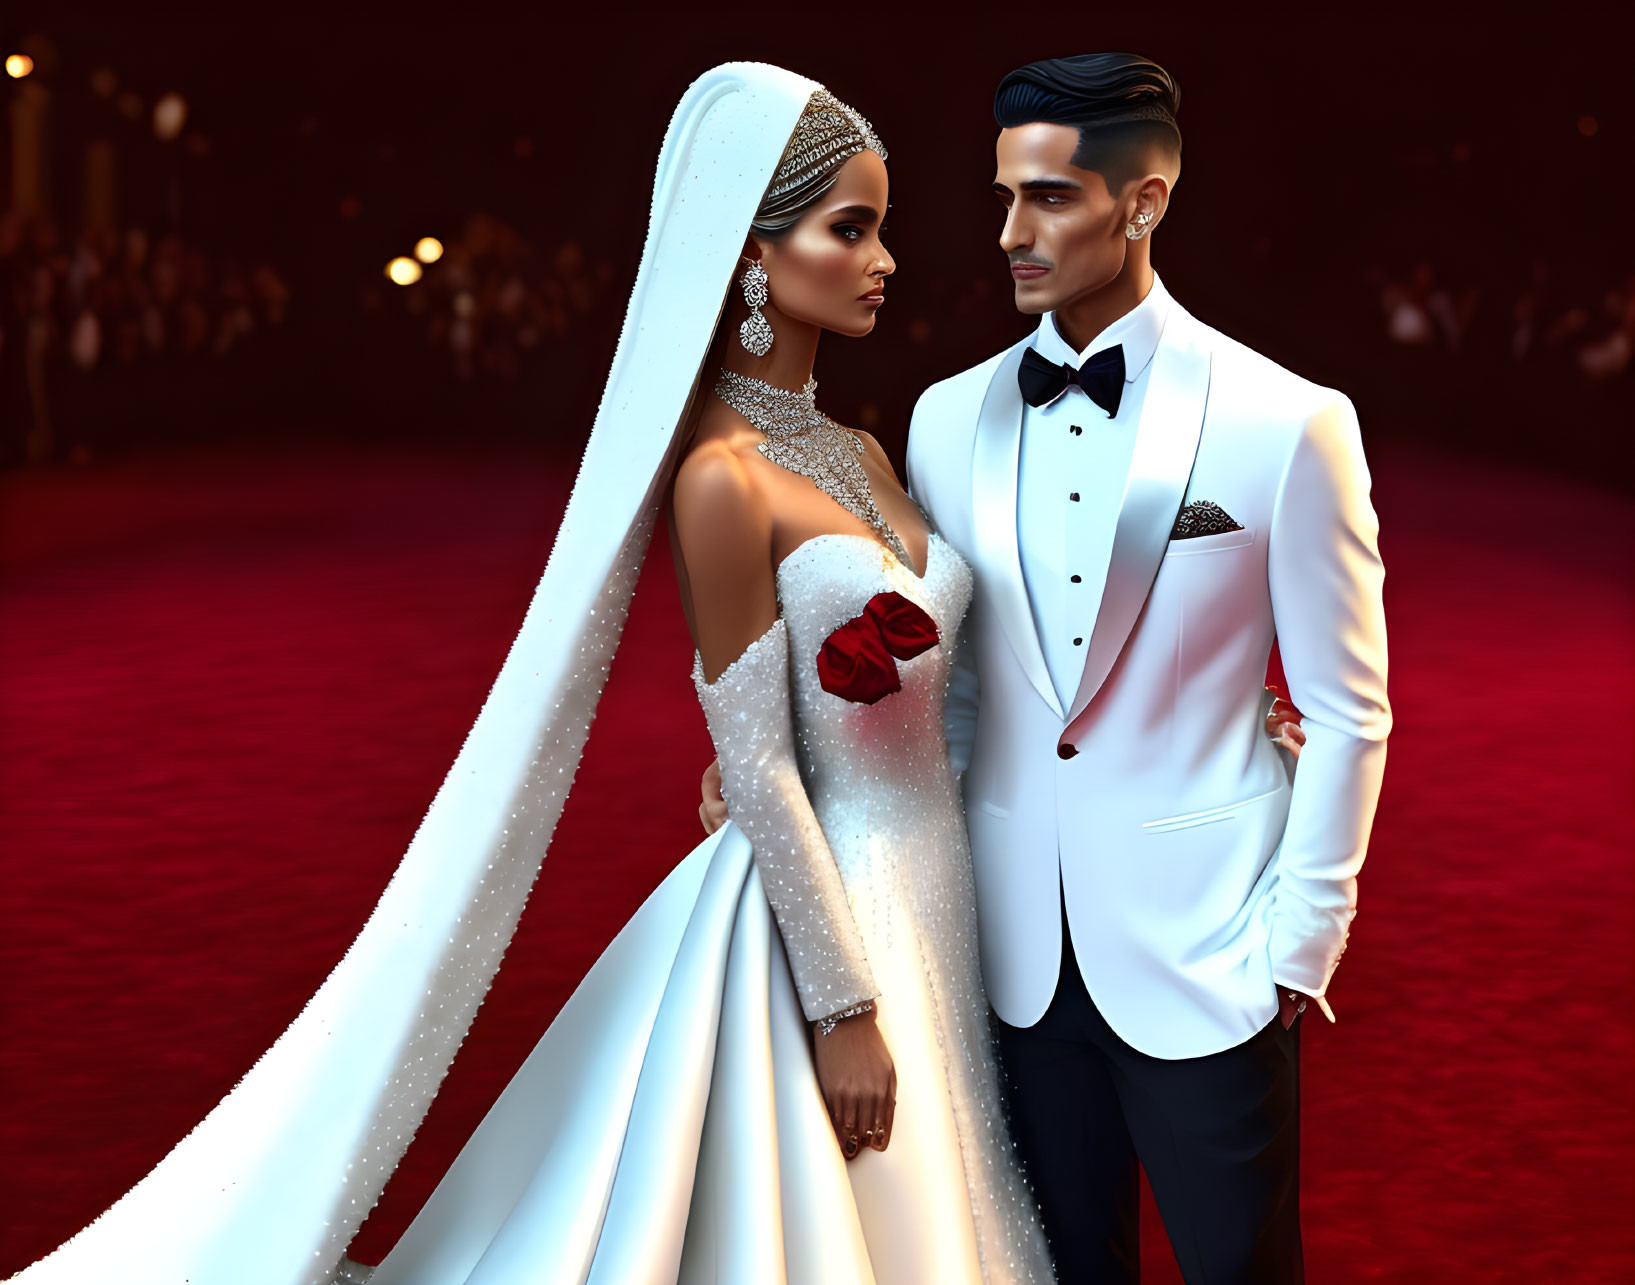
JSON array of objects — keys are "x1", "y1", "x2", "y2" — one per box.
[{"x1": 993, "y1": 123, "x2": 1127, "y2": 316}]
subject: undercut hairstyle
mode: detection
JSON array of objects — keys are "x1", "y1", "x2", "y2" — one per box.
[{"x1": 993, "y1": 53, "x2": 1182, "y2": 196}]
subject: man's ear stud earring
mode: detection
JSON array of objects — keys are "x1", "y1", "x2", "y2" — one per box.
[{"x1": 1125, "y1": 211, "x2": 1154, "y2": 240}]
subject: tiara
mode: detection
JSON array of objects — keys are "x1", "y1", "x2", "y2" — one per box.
[{"x1": 758, "y1": 89, "x2": 887, "y2": 219}]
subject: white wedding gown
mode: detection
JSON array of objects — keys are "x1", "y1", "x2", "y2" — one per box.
[{"x1": 362, "y1": 530, "x2": 1054, "y2": 1284}]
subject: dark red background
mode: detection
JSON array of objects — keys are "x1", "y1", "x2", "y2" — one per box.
[{"x1": 2, "y1": 6, "x2": 1632, "y2": 1280}]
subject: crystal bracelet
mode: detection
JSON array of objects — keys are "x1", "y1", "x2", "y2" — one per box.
[{"x1": 815, "y1": 999, "x2": 875, "y2": 1036}]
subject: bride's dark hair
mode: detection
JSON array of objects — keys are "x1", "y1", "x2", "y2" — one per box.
[
  {"x1": 750, "y1": 166, "x2": 848, "y2": 237},
  {"x1": 750, "y1": 92, "x2": 886, "y2": 237}
]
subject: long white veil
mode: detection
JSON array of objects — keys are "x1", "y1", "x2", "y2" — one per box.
[{"x1": 13, "y1": 62, "x2": 820, "y2": 1285}]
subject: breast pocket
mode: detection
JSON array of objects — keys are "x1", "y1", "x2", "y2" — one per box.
[{"x1": 1164, "y1": 525, "x2": 1257, "y2": 557}]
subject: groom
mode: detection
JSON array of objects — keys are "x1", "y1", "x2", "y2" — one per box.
[
  {"x1": 704, "y1": 51, "x2": 1389, "y2": 1282},
  {"x1": 899, "y1": 54, "x2": 1390, "y2": 1281}
]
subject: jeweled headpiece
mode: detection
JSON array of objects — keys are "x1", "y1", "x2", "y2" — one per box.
[{"x1": 756, "y1": 88, "x2": 887, "y2": 223}]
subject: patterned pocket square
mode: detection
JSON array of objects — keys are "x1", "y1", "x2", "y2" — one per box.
[{"x1": 1170, "y1": 500, "x2": 1245, "y2": 540}]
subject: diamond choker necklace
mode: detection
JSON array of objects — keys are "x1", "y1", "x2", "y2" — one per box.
[{"x1": 713, "y1": 368, "x2": 912, "y2": 570}]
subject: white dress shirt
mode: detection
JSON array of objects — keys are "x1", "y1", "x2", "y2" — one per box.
[{"x1": 1017, "y1": 274, "x2": 1174, "y2": 707}]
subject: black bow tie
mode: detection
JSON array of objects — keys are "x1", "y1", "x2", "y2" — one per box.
[{"x1": 1018, "y1": 344, "x2": 1126, "y2": 417}]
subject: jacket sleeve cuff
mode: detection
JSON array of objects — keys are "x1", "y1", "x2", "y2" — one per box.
[
  {"x1": 1272, "y1": 979, "x2": 1338, "y2": 1024},
  {"x1": 1269, "y1": 913, "x2": 1350, "y2": 1024}
]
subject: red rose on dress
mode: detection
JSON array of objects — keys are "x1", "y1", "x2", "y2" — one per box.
[
  {"x1": 864, "y1": 591, "x2": 940, "y2": 660},
  {"x1": 815, "y1": 593, "x2": 941, "y2": 705},
  {"x1": 816, "y1": 616, "x2": 902, "y2": 705}
]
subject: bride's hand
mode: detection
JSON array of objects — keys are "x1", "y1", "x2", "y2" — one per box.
[
  {"x1": 811, "y1": 1005, "x2": 896, "y2": 1160},
  {"x1": 1264, "y1": 690, "x2": 1307, "y2": 760},
  {"x1": 699, "y1": 759, "x2": 728, "y2": 834}
]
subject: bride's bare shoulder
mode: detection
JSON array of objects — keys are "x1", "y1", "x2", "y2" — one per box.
[
  {"x1": 672, "y1": 402, "x2": 779, "y2": 672},
  {"x1": 672, "y1": 408, "x2": 771, "y2": 561}
]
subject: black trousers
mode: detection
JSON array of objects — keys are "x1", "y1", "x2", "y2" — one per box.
[{"x1": 997, "y1": 908, "x2": 1304, "y2": 1284}]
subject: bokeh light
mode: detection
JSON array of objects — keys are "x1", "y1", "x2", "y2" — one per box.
[
  {"x1": 1578, "y1": 115, "x2": 1599, "y2": 137},
  {"x1": 5, "y1": 53, "x2": 34, "y2": 78},
  {"x1": 385, "y1": 257, "x2": 423, "y2": 286},
  {"x1": 153, "y1": 92, "x2": 188, "y2": 141},
  {"x1": 413, "y1": 237, "x2": 444, "y2": 264}
]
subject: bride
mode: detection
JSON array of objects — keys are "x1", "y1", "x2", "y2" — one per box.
[{"x1": 10, "y1": 63, "x2": 1057, "y2": 1285}]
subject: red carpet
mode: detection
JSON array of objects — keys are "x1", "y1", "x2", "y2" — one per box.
[{"x1": 1, "y1": 437, "x2": 1630, "y2": 1281}]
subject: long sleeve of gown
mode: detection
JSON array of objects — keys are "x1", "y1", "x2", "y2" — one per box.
[{"x1": 693, "y1": 618, "x2": 879, "y2": 1024}]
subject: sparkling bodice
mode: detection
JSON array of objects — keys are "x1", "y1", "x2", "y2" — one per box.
[
  {"x1": 775, "y1": 531, "x2": 972, "y2": 869},
  {"x1": 692, "y1": 528, "x2": 1049, "y2": 1282},
  {"x1": 773, "y1": 530, "x2": 1049, "y2": 1281}
]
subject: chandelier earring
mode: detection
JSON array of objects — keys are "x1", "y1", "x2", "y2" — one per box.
[
  {"x1": 1125, "y1": 210, "x2": 1155, "y2": 241},
  {"x1": 739, "y1": 260, "x2": 774, "y2": 356}
]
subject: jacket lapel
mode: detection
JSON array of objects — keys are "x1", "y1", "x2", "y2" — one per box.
[
  {"x1": 1065, "y1": 308, "x2": 1212, "y2": 729},
  {"x1": 971, "y1": 337, "x2": 1065, "y2": 719}
]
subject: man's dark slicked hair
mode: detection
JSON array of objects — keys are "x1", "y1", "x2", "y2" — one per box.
[{"x1": 994, "y1": 53, "x2": 1182, "y2": 195}]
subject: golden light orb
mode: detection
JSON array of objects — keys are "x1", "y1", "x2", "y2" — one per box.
[
  {"x1": 386, "y1": 257, "x2": 423, "y2": 286},
  {"x1": 5, "y1": 54, "x2": 34, "y2": 79},
  {"x1": 153, "y1": 92, "x2": 188, "y2": 142},
  {"x1": 413, "y1": 237, "x2": 444, "y2": 264}
]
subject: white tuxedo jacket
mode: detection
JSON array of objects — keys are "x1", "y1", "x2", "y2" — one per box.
[{"x1": 906, "y1": 293, "x2": 1391, "y2": 1059}]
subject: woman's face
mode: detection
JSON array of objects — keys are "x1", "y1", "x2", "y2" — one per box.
[{"x1": 754, "y1": 150, "x2": 894, "y2": 339}]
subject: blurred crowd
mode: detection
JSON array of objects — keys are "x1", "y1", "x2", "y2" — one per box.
[
  {"x1": 3, "y1": 199, "x2": 1629, "y2": 480},
  {"x1": 2, "y1": 17, "x2": 1628, "y2": 485},
  {"x1": 0, "y1": 212, "x2": 291, "y2": 466},
  {"x1": 360, "y1": 214, "x2": 617, "y2": 385},
  {"x1": 1372, "y1": 257, "x2": 1634, "y2": 384},
  {"x1": 1356, "y1": 250, "x2": 1633, "y2": 473}
]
